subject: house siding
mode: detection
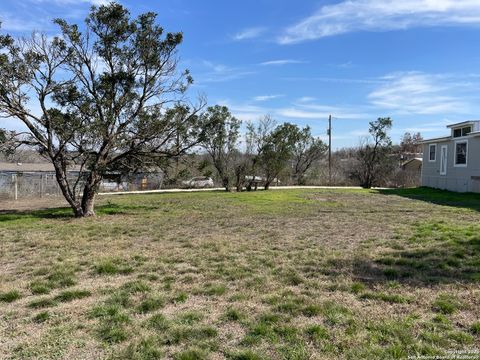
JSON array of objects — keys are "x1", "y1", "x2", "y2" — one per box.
[{"x1": 421, "y1": 137, "x2": 480, "y2": 192}]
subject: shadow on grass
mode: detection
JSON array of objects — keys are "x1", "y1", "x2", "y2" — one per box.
[
  {"x1": 347, "y1": 223, "x2": 480, "y2": 285},
  {"x1": 351, "y1": 243, "x2": 480, "y2": 285},
  {"x1": 377, "y1": 187, "x2": 480, "y2": 212},
  {"x1": 349, "y1": 187, "x2": 480, "y2": 284},
  {"x1": 0, "y1": 203, "x2": 154, "y2": 222}
]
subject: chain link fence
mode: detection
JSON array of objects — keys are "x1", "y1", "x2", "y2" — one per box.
[{"x1": 0, "y1": 172, "x2": 164, "y2": 201}]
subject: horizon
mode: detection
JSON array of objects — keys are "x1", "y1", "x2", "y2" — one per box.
[{"x1": 2, "y1": 0, "x2": 480, "y2": 149}]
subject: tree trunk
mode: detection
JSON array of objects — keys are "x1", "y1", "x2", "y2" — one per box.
[
  {"x1": 264, "y1": 182, "x2": 270, "y2": 190},
  {"x1": 80, "y1": 172, "x2": 100, "y2": 217},
  {"x1": 222, "y1": 176, "x2": 230, "y2": 192},
  {"x1": 81, "y1": 193, "x2": 96, "y2": 217},
  {"x1": 52, "y1": 160, "x2": 84, "y2": 216}
]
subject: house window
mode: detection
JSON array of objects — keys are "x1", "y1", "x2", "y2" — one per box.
[
  {"x1": 429, "y1": 144, "x2": 436, "y2": 162},
  {"x1": 453, "y1": 126, "x2": 472, "y2": 138},
  {"x1": 455, "y1": 141, "x2": 468, "y2": 166}
]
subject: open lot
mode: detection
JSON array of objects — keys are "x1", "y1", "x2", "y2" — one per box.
[{"x1": 1, "y1": 188, "x2": 479, "y2": 359}]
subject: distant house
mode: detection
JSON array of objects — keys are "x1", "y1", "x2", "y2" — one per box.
[
  {"x1": 401, "y1": 157, "x2": 422, "y2": 173},
  {"x1": 420, "y1": 121, "x2": 480, "y2": 193},
  {"x1": 394, "y1": 157, "x2": 422, "y2": 188}
]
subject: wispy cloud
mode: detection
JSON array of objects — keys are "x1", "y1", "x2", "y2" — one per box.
[
  {"x1": 368, "y1": 71, "x2": 473, "y2": 115},
  {"x1": 297, "y1": 96, "x2": 316, "y2": 103},
  {"x1": 277, "y1": 102, "x2": 372, "y2": 120},
  {"x1": 217, "y1": 100, "x2": 269, "y2": 122},
  {"x1": 31, "y1": 0, "x2": 111, "y2": 5},
  {"x1": 0, "y1": 12, "x2": 49, "y2": 32},
  {"x1": 253, "y1": 95, "x2": 283, "y2": 102},
  {"x1": 281, "y1": 76, "x2": 382, "y2": 84},
  {"x1": 195, "y1": 60, "x2": 255, "y2": 83},
  {"x1": 232, "y1": 26, "x2": 266, "y2": 41},
  {"x1": 279, "y1": 0, "x2": 480, "y2": 44},
  {"x1": 260, "y1": 59, "x2": 306, "y2": 66}
]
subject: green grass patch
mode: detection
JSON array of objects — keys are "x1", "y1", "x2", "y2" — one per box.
[
  {"x1": 163, "y1": 325, "x2": 218, "y2": 346},
  {"x1": 173, "y1": 348, "x2": 208, "y2": 360},
  {"x1": 29, "y1": 281, "x2": 51, "y2": 295},
  {"x1": 360, "y1": 291, "x2": 412, "y2": 304},
  {"x1": 305, "y1": 324, "x2": 329, "y2": 342},
  {"x1": 120, "y1": 280, "x2": 151, "y2": 294},
  {"x1": 90, "y1": 303, "x2": 131, "y2": 343},
  {"x1": 471, "y1": 322, "x2": 480, "y2": 335},
  {"x1": 54, "y1": 289, "x2": 91, "y2": 302},
  {"x1": 226, "y1": 350, "x2": 264, "y2": 360},
  {"x1": 432, "y1": 294, "x2": 464, "y2": 314},
  {"x1": 0, "y1": 290, "x2": 21, "y2": 303},
  {"x1": 94, "y1": 257, "x2": 134, "y2": 275},
  {"x1": 112, "y1": 337, "x2": 163, "y2": 359},
  {"x1": 28, "y1": 298, "x2": 57, "y2": 309},
  {"x1": 223, "y1": 307, "x2": 245, "y2": 322},
  {"x1": 137, "y1": 295, "x2": 165, "y2": 314},
  {"x1": 32, "y1": 311, "x2": 51, "y2": 323}
]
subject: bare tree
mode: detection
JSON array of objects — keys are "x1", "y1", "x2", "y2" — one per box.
[
  {"x1": 400, "y1": 132, "x2": 423, "y2": 155},
  {"x1": 201, "y1": 105, "x2": 241, "y2": 191},
  {"x1": 350, "y1": 118, "x2": 394, "y2": 188}
]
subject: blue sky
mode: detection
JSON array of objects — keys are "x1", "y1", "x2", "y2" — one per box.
[{"x1": 2, "y1": 0, "x2": 480, "y2": 148}]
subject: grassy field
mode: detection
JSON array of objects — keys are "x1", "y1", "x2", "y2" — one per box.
[{"x1": 1, "y1": 188, "x2": 479, "y2": 359}]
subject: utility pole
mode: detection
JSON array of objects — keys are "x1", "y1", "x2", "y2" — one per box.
[{"x1": 328, "y1": 114, "x2": 332, "y2": 185}]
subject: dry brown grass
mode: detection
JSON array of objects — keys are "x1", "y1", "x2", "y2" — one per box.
[{"x1": 0, "y1": 188, "x2": 479, "y2": 359}]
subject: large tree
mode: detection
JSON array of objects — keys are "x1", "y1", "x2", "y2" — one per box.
[
  {"x1": 291, "y1": 126, "x2": 327, "y2": 185},
  {"x1": 257, "y1": 122, "x2": 298, "y2": 190},
  {"x1": 201, "y1": 105, "x2": 241, "y2": 191},
  {"x1": 0, "y1": 4, "x2": 205, "y2": 217},
  {"x1": 350, "y1": 117, "x2": 394, "y2": 188}
]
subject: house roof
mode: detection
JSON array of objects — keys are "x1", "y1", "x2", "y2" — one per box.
[
  {"x1": 418, "y1": 136, "x2": 451, "y2": 144},
  {"x1": 401, "y1": 158, "x2": 422, "y2": 167},
  {"x1": 0, "y1": 162, "x2": 81, "y2": 173},
  {"x1": 446, "y1": 120, "x2": 480, "y2": 128}
]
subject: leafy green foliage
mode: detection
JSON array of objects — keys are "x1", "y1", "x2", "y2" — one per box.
[{"x1": 291, "y1": 126, "x2": 327, "y2": 185}]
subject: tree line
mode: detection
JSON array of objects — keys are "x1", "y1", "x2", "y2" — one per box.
[{"x1": 201, "y1": 107, "x2": 326, "y2": 192}]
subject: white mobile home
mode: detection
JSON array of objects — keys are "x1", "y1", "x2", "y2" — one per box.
[{"x1": 421, "y1": 121, "x2": 480, "y2": 193}]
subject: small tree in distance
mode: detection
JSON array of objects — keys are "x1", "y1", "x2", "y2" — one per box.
[
  {"x1": 201, "y1": 105, "x2": 241, "y2": 191},
  {"x1": 350, "y1": 117, "x2": 394, "y2": 188},
  {"x1": 259, "y1": 122, "x2": 299, "y2": 190},
  {"x1": 400, "y1": 132, "x2": 423, "y2": 155},
  {"x1": 291, "y1": 126, "x2": 327, "y2": 185},
  {"x1": 0, "y1": 3, "x2": 206, "y2": 217}
]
